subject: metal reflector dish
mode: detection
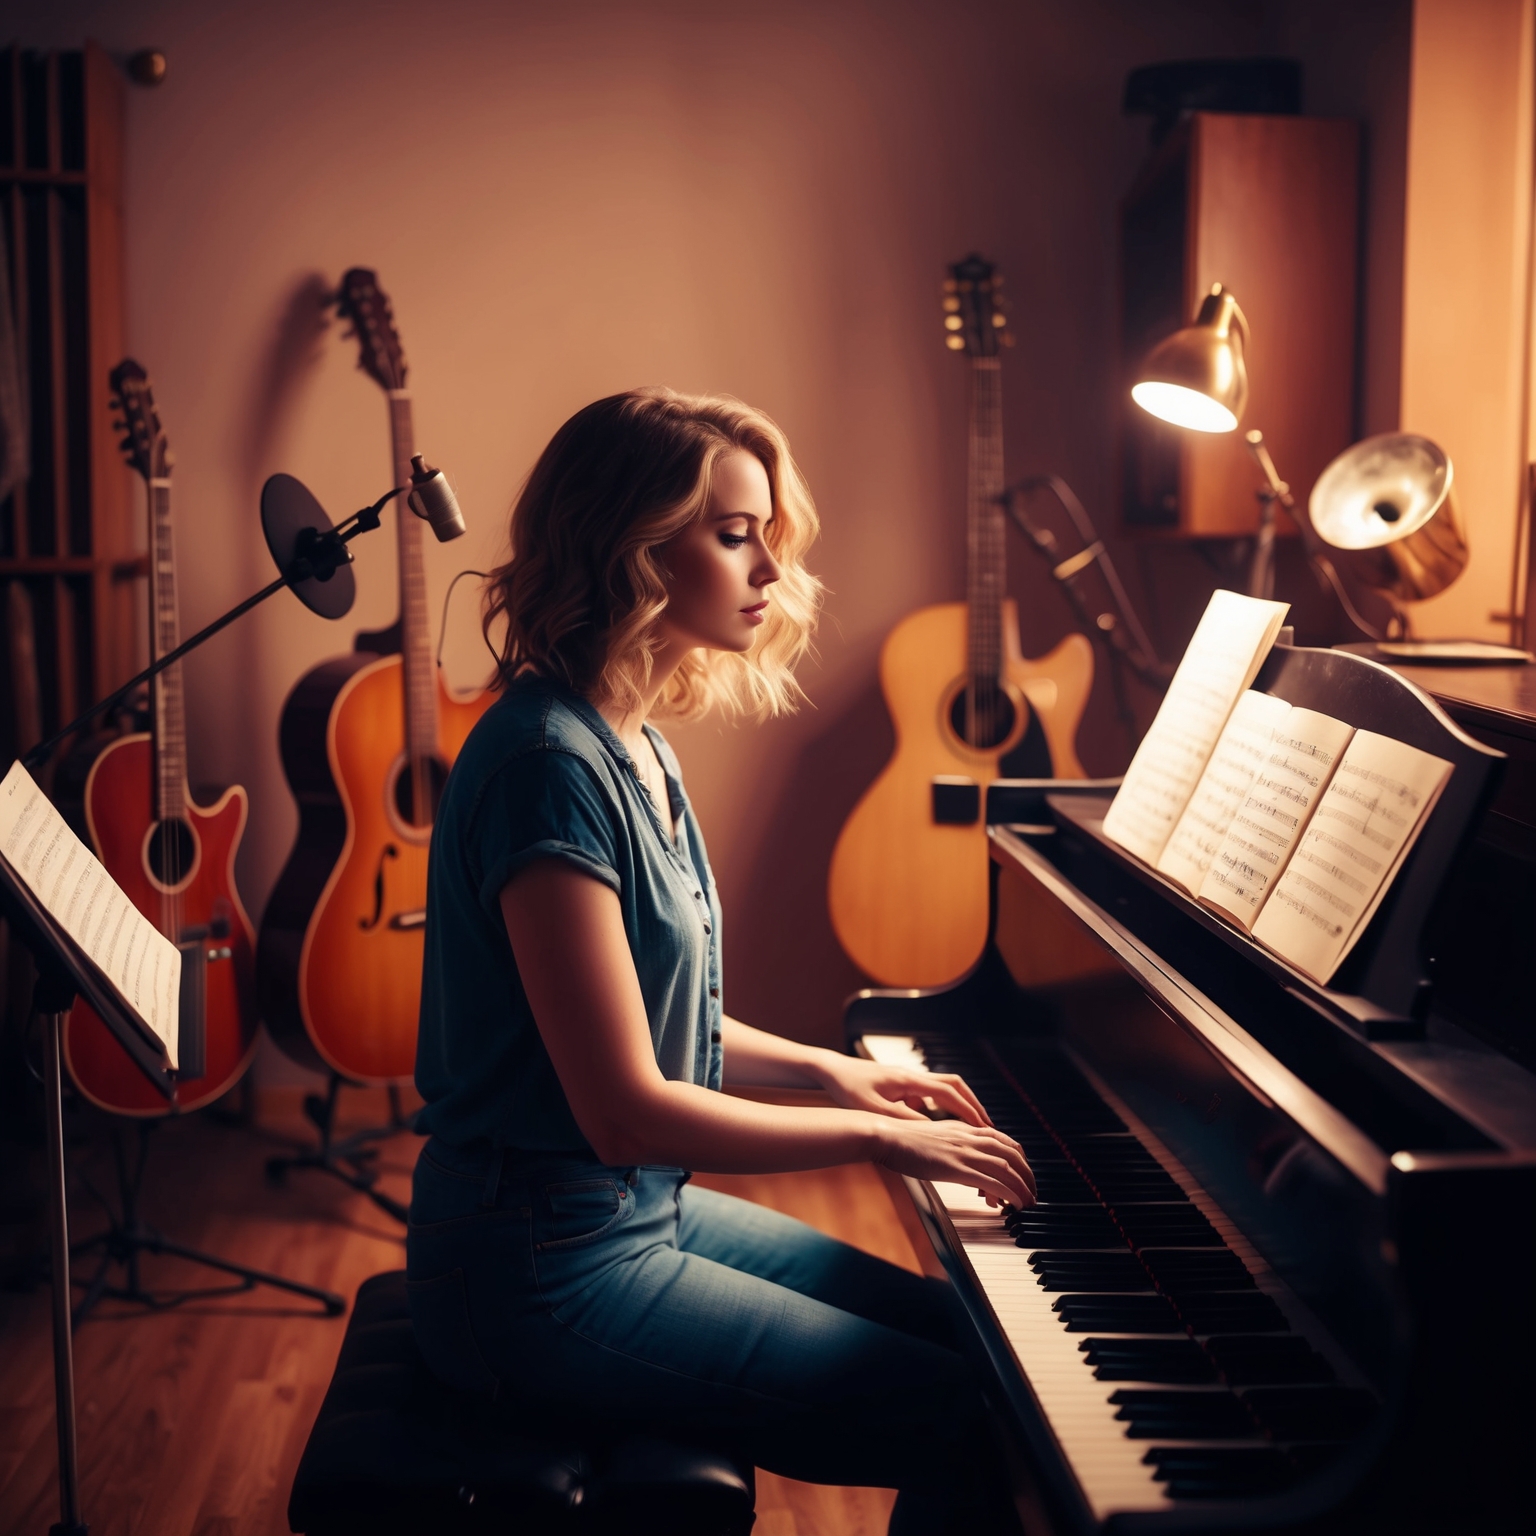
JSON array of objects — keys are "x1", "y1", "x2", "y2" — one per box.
[{"x1": 1308, "y1": 433, "x2": 1467, "y2": 603}]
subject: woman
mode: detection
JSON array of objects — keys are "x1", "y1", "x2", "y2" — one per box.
[{"x1": 408, "y1": 388, "x2": 1035, "y2": 1531}]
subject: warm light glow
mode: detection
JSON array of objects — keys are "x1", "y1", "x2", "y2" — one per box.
[{"x1": 1130, "y1": 381, "x2": 1239, "y2": 433}]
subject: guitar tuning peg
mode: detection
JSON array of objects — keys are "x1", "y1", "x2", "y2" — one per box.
[
  {"x1": 945, "y1": 335, "x2": 965, "y2": 351},
  {"x1": 1003, "y1": 333, "x2": 1016, "y2": 347}
]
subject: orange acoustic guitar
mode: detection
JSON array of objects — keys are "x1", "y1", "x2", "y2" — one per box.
[
  {"x1": 828, "y1": 255, "x2": 1094, "y2": 989},
  {"x1": 64, "y1": 361, "x2": 258, "y2": 1113},
  {"x1": 257, "y1": 269, "x2": 490, "y2": 1084}
]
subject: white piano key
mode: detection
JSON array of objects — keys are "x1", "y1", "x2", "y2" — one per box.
[
  {"x1": 862, "y1": 1033, "x2": 926, "y2": 1069},
  {"x1": 953, "y1": 1217, "x2": 1168, "y2": 1519},
  {"x1": 931, "y1": 1181, "x2": 1003, "y2": 1215}
]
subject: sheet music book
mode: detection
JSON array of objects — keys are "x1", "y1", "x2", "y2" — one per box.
[
  {"x1": 1197, "y1": 707, "x2": 1356, "y2": 931},
  {"x1": 1251, "y1": 732, "x2": 1452, "y2": 984},
  {"x1": 1155, "y1": 689, "x2": 1294, "y2": 894},
  {"x1": 0, "y1": 761, "x2": 180, "y2": 1066},
  {"x1": 1101, "y1": 590, "x2": 1291, "y2": 865},
  {"x1": 1100, "y1": 615, "x2": 1454, "y2": 985}
]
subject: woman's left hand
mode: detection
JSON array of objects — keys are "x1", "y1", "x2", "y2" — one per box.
[{"x1": 809, "y1": 1053, "x2": 992, "y2": 1127}]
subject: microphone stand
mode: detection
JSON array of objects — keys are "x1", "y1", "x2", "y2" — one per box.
[
  {"x1": 1000, "y1": 475, "x2": 1171, "y2": 755},
  {"x1": 23, "y1": 487, "x2": 403, "y2": 772}
]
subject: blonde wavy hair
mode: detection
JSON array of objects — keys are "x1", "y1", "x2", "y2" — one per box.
[{"x1": 483, "y1": 388, "x2": 822, "y2": 720}]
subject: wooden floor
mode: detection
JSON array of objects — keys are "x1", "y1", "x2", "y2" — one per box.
[{"x1": 0, "y1": 1088, "x2": 929, "y2": 1536}]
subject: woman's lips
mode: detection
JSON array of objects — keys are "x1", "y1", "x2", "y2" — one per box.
[{"x1": 741, "y1": 601, "x2": 768, "y2": 626}]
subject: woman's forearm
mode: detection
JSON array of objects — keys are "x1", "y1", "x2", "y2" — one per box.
[
  {"x1": 592, "y1": 1075, "x2": 884, "y2": 1171},
  {"x1": 718, "y1": 1015, "x2": 844, "y2": 1089}
]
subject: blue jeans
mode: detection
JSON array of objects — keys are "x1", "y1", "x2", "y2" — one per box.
[{"x1": 406, "y1": 1138, "x2": 1017, "y2": 1532}]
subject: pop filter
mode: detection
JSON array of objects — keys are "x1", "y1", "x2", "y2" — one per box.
[{"x1": 260, "y1": 473, "x2": 357, "y2": 619}]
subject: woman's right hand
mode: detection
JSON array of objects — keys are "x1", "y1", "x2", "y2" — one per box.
[{"x1": 872, "y1": 1117, "x2": 1037, "y2": 1208}]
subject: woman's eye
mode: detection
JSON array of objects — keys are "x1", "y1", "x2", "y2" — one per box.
[{"x1": 719, "y1": 533, "x2": 748, "y2": 548}]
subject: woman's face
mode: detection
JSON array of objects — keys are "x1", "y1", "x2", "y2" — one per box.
[{"x1": 655, "y1": 451, "x2": 781, "y2": 655}]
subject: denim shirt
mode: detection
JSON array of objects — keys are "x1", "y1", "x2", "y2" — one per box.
[{"x1": 414, "y1": 674, "x2": 724, "y2": 1152}]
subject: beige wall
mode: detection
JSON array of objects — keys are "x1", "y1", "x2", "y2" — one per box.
[
  {"x1": 18, "y1": 0, "x2": 1413, "y2": 1078},
  {"x1": 1400, "y1": 0, "x2": 1535, "y2": 639}
]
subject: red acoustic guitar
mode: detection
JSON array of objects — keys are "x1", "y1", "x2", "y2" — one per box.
[
  {"x1": 64, "y1": 361, "x2": 258, "y2": 1114},
  {"x1": 258, "y1": 269, "x2": 490, "y2": 1084}
]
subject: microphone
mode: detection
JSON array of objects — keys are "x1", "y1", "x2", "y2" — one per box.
[{"x1": 408, "y1": 453, "x2": 467, "y2": 542}]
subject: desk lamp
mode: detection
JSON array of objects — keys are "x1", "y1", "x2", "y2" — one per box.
[{"x1": 1130, "y1": 282, "x2": 1293, "y2": 600}]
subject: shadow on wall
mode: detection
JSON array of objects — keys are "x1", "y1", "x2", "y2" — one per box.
[
  {"x1": 240, "y1": 273, "x2": 333, "y2": 495},
  {"x1": 727, "y1": 680, "x2": 894, "y2": 1049}
]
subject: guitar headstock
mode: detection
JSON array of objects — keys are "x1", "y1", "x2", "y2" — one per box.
[
  {"x1": 109, "y1": 359, "x2": 171, "y2": 481},
  {"x1": 335, "y1": 267, "x2": 407, "y2": 392},
  {"x1": 942, "y1": 253, "x2": 1009, "y2": 357}
]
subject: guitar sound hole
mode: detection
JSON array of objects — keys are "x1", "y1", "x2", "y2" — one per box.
[
  {"x1": 949, "y1": 686, "x2": 1016, "y2": 750},
  {"x1": 146, "y1": 818, "x2": 197, "y2": 886},
  {"x1": 394, "y1": 757, "x2": 449, "y2": 828}
]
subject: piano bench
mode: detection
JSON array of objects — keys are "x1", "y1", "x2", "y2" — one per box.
[{"x1": 288, "y1": 1270, "x2": 756, "y2": 1536}]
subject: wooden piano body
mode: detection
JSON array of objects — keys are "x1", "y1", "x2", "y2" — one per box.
[{"x1": 846, "y1": 646, "x2": 1536, "y2": 1533}]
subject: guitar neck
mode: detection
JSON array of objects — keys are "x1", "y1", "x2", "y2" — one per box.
[
  {"x1": 388, "y1": 389, "x2": 440, "y2": 766},
  {"x1": 966, "y1": 356, "x2": 1005, "y2": 696},
  {"x1": 148, "y1": 478, "x2": 189, "y2": 821}
]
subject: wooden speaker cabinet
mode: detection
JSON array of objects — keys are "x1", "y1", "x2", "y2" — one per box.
[{"x1": 1120, "y1": 112, "x2": 1360, "y2": 538}]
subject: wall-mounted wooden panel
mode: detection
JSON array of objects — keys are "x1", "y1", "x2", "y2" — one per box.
[{"x1": 1120, "y1": 112, "x2": 1360, "y2": 541}]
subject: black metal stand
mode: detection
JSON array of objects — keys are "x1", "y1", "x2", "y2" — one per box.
[
  {"x1": 265, "y1": 1073, "x2": 412, "y2": 1224},
  {"x1": 36, "y1": 968, "x2": 88, "y2": 1536},
  {"x1": 70, "y1": 1119, "x2": 344, "y2": 1324}
]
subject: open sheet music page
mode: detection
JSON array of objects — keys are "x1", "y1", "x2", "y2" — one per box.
[
  {"x1": 1102, "y1": 590, "x2": 1289, "y2": 864},
  {"x1": 1197, "y1": 708, "x2": 1354, "y2": 932},
  {"x1": 0, "y1": 761, "x2": 180, "y2": 1066},
  {"x1": 1156, "y1": 690, "x2": 1293, "y2": 894},
  {"x1": 1252, "y1": 731, "x2": 1452, "y2": 984}
]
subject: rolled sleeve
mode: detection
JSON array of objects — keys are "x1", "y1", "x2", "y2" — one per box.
[{"x1": 472, "y1": 747, "x2": 623, "y2": 914}]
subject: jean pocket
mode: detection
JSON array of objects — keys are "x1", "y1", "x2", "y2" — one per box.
[
  {"x1": 535, "y1": 1175, "x2": 633, "y2": 1251},
  {"x1": 405, "y1": 1267, "x2": 500, "y2": 1397}
]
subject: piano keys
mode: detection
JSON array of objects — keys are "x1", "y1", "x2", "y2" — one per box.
[{"x1": 847, "y1": 646, "x2": 1536, "y2": 1534}]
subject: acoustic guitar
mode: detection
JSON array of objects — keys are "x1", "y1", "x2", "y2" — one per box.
[
  {"x1": 828, "y1": 255, "x2": 1094, "y2": 988},
  {"x1": 257, "y1": 269, "x2": 489, "y2": 1084},
  {"x1": 63, "y1": 361, "x2": 259, "y2": 1113}
]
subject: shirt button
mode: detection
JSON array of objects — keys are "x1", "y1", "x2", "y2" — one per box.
[
  {"x1": 711, "y1": 1031, "x2": 721, "y2": 1043},
  {"x1": 709, "y1": 986, "x2": 719, "y2": 998}
]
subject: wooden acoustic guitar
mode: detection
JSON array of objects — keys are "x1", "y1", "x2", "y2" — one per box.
[
  {"x1": 828, "y1": 255, "x2": 1094, "y2": 988},
  {"x1": 64, "y1": 361, "x2": 259, "y2": 1113},
  {"x1": 257, "y1": 269, "x2": 490, "y2": 1084}
]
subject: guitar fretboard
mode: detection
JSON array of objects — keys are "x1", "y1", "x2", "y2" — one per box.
[
  {"x1": 388, "y1": 390, "x2": 440, "y2": 820},
  {"x1": 966, "y1": 356, "x2": 1006, "y2": 744},
  {"x1": 148, "y1": 478, "x2": 188, "y2": 824}
]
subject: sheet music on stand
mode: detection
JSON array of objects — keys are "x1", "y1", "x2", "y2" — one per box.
[
  {"x1": 0, "y1": 761, "x2": 199, "y2": 1086},
  {"x1": 0, "y1": 760, "x2": 201, "y2": 1536}
]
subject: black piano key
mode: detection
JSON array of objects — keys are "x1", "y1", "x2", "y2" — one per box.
[
  {"x1": 1176, "y1": 1293, "x2": 1288, "y2": 1334},
  {"x1": 1143, "y1": 1447, "x2": 1297, "y2": 1498},
  {"x1": 1080, "y1": 1338, "x2": 1218, "y2": 1383},
  {"x1": 1110, "y1": 1388, "x2": 1256, "y2": 1439},
  {"x1": 1240, "y1": 1386, "x2": 1377, "y2": 1442},
  {"x1": 1053, "y1": 1294, "x2": 1184, "y2": 1331},
  {"x1": 1205, "y1": 1335, "x2": 1335, "y2": 1386},
  {"x1": 1141, "y1": 1249, "x2": 1256, "y2": 1292},
  {"x1": 1115, "y1": 1206, "x2": 1221, "y2": 1248},
  {"x1": 1030, "y1": 1253, "x2": 1153, "y2": 1291}
]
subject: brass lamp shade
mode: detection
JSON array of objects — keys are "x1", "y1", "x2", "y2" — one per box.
[
  {"x1": 1131, "y1": 284, "x2": 1250, "y2": 433},
  {"x1": 1308, "y1": 433, "x2": 1468, "y2": 604}
]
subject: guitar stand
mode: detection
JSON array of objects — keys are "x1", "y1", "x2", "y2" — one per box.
[
  {"x1": 264, "y1": 1073, "x2": 413, "y2": 1224},
  {"x1": 70, "y1": 1118, "x2": 344, "y2": 1325}
]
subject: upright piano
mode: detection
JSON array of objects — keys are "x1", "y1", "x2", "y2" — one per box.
[{"x1": 847, "y1": 646, "x2": 1536, "y2": 1533}]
